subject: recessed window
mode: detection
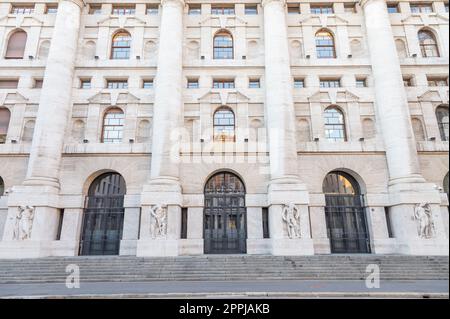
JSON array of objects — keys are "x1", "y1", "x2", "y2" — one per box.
[
  {"x1": 316, "y1": 29, "x2": 336, "y2": 59},
  {"x1": 89, "y1": 4, "x2": 102, "y2": 14},
  {"x1": 213, "y1": 79, "x2": 235, "y2": 89},
  {"x1": 211, "y1": 5, "x2": 235, "y2": 15},
  {"x1": 320, "y1": 79, "x2": 341, "y2": 88},
  {"x1": 387, "y1": 3, "x2": 399, "y2": 13},
  {"x1": 214, "y1": 31, "x2": 234, "y2": 60},
  {"x1": 403, "y1": 77, "x2": 414, "y2": 87},
  {"x1": 111, "y1": 31, "x2": 131, "y2": 60},
  {"x1": 311, "y1": 4, "x2": 334, "y2": 14},
  {"x1": 112, "y1": 5, "x2": 135, "y2": 15},
  {"x1": 245, "y1": 4, "x2": 258, "y2": 15},
  {"x1": 0, "y1": 108, "x2": 11, "y2": 144},
  {"x1": 142, "y1": 80, "x2": 154, "y2": 89},
  {"x1": 5, "y1": 30, "x2": 27, "y2": 59},
  {"x1": 80, "y1": 79, "x2": 92, "y2": 89},
  {"x1": 410, "y1": 3, "x2": 433, "y2": 13},
  {"x1": 187, "y1": 79, "x2": 199, "y2": 89},
  {"x1": 427, "y1": 76, "x2": 448, "y2": 87},
  {"x1": 287, "y1": 3, "x2": 301, "y2": 14},
  {"x1": 102, "y1": 108, "x2": 124, "y2": 143},
  {"x1": 0, "y1": 80, "x2": 19, "y2": 89},
  {"x1": 45, "y1": 4, "x2": 58, "y2": 14},
  {"x1": 188, "y1": 4, "x2": 202, "y2": 15},
  {"x1": 324, "y1": 106, "x2": 347, "y2": 141},
  {"x1": 356, "y1": 78, "x2": 368, "y2": 88},
  {"x1": 419, "y1": 30, "x2": 440, "y2": 58},
  {"x1": 146, "y1": 4, "x2": 159, "y2": 15},
  {"x1": 34, "y1": 79, "x2": 43, "y2": 88},
  {"x1": 344, "y1": 3, "x2": 356, "y2": 13},
  {"x1": 107, "y1": 80, "x2": 128, "y2": 89},
  {"x1": 294, "y1": 78, "x2": 305, "y2": 88},
  {"x1": 11, "y1": 4, "x2": 35, "y2": 14},
  {"x1": 436, "y1": 105, "x2": 449, "y2": 141},
  {"x1": 249, "y1": 79, "x2": 260, "y2": 88},
  {"x1": 214, "y1": 107, "x2": 235, "y2": 142}
]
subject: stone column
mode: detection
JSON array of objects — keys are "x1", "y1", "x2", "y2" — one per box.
[
  {"x1": 360, "y1": 0, "x2": 448, "y2": 255},
  {"x1": 0, "y1": 0, "x2": 85, "y2": 259},
  {"x1": 138, "y1": 0, "x2": 185, "y2": 257},
  {"x1": 262, "y1": 0, "x2": 313, "y2": 255}
]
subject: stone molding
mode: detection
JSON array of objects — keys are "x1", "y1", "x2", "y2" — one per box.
[
  {"x1": 359, "y1": 0, "x2": 385, "y2": 8},
  {"x1": 63, "y1": 0, "x2": 86, "y2": 8},
  {"x1": 261, "y1": 0, "x2": 286, "y2": 8},
  {"x1": 161, "y1": 0, "x2": 186, "y2": 7}
]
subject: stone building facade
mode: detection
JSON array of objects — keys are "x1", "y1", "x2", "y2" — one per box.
[{"x1": 0, "y1": 0, "x2": 448, "y2": 258}]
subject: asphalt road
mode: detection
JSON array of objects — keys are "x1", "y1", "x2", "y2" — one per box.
[{"x1": 0, "y1": 280, "x2": 448, "y2": 298}]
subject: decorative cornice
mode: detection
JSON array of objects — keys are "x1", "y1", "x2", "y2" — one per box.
[
  {"x1": 261, "y1": 0, "x2": 286, "y2": 8},
  {"x1": 359, "y1": 0, "x2": 384, "y2": 8}
]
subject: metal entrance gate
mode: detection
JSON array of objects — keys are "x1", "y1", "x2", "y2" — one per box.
[
  {"x1": 204, "y1": 172, "x2": 247, "y2": 254},
  {"x1": 325, "y1": 194, "x2": 370, "y2": 254},
  {"x1": 80, "y1": 173, "x2": 126, "y2": 256}
]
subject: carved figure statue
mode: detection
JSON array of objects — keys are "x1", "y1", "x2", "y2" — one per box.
[
  {"x1": 414, "y1": 203, "x2": 434, "y2": 239},
  {"x1": 282, "y1": 203, "x2": 301, "y2": 239},
  {"x1": 13, "y1": 206, "x2": 35, "y2": 240},
  {"x1": 149, "y1": 204, "x2": 168, "y2": 238}
]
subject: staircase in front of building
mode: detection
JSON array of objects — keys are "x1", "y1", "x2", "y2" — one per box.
[{"x1": 0, "y1": 255, "x2": 448, "y2": 284}]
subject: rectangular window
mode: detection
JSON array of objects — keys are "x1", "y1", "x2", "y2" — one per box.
[
  {"x1": 320, "y1": 79, "x2": 341, "y2": 88},
  {"x1": 287, "y1": 3, "x2": 301, "y2": 14},
  {"x1": 294, "y1": 78, "x2": 305, "y2": 88},
  {"x1": 187, "y1": 79, "x2": 199, "y2": 89},
  {"x1": 188, "y1": 4, "x2": 202, "y2": 15},
  {"x1": 387, "y1": 3, "x2": 399, "y2": 13},
  {"x1": 112, "y1": 5, "x2": 136, "y2": 15},
  {"x1": 181, "y1": 208, "x2": 188, "y2": 239},
  {"x1": 80, "y1": 79, "x2": 91, "y2": 89},
  {"x1": 56, "y1": 209, "x2": 64, "y2": 241},
  {"x1": 11, "y1": 4, "x2": 35, "y2": 14},
  {"x1": 262, "y1": 208, "x2": 270, "y2": 239},
  {"x1": 245, "y1": 4, "x2": 258, "y2": 15},
  {"x1": 249, "y1": 78, "x2": 260, "y2": 88},
  {"x1": 142, "y1": 80, "x2": 154, "y2": 89},
  {"x1": 211, "y1": 5, "x2": 235, "y2": 15},
  {"x1": 45, "y1": 4, "x2": 58, "y2": 14},
  {"x1": 356, "y1": 78, "x2": 368, "y2": 88},
  {"x1": 410, "y1": 3, "x2": 433, "y2": 13},
  {"x1": 107, "y1": 80, "x2": 128, "y2": 89},
  {"x1": 385, "y1": 207, "x2": 394, "y2": 238},
  {"x1": 213, "y1": 79, "x2": 235, "y2": 89},
  {"x1": 146, "y1": 4, "x2": 159, "y2": 15},
  {"x1": 89, "y1": 4, "x2": 102, "y2": 14},
  {"x1": 310, "y1": 4, "x2": 334, "y2": 14},
  {"x1": 344, "y1": 3, "x2": 357, "y2": 13},
  {"x1": 0, "y1": 80, "x2": 19, "y2": 89},
  {"x1": 403, "y1": 76, "x2": 414, "y2": 87},
  {"x1": 34, "y1": 79, "x2": 43, "y2": 88},
  {"x1": 427, "y1": 76, "x2": 448, "y2": 87}
]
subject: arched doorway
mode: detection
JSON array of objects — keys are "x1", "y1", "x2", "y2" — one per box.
[
  {"x1": 204, "y1": 172, "x2": 247, "y2": 254},
  {"x1": 80, "y1": 172, "x2": 126, "y2": 256},
  {"x1": 323, "y1": 171, "x2": 370, "y2": 254}
]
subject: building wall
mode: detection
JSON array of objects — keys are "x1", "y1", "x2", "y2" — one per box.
[{"x1": 0, "y1": 0, "x2": 448, "y2": 258}]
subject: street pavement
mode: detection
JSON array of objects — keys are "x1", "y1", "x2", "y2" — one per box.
[{"x1": 0, "y1": 280, "x2": 448, "y2": 298}]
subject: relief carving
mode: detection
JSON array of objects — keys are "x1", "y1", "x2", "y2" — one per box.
[{"x1": 149, "y1": 204, "x2": 168, "y2": 239}]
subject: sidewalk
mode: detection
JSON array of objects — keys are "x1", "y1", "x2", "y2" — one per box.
[{"x1": 0, "y1": 280, "x2": 448, "y2": 299}]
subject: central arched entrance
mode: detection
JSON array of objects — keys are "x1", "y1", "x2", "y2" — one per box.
[
  {"x1": 80, "y1": 172, "x2": 126, "y2": 256},
  {"x1": 204, "y1": 171, "x2": 247, "y2": 254}
]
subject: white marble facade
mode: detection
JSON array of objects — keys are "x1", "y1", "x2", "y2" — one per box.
[{"x1": 0, "y1": 0, "x2": 448, "y2": 258}]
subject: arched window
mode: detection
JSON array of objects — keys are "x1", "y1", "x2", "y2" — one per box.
[
  {"x1": 297, "y1": 118, "x2": 311, "y2": 142},
  {"x1": 214, "y1": 31, "x2": 234, "y2": 59},
  {"x1": 436, "y1": 105, "x2": 449, "y2": 141},
  {"x1": 0, "y1": 176, "x2": 4, "y2": 196},
  {"x1": 323, "y1": 171, "x2": 370, "y2": 253},
  {"x1": 102, "y1": 108, "x2": 124, "y2": 143},
  {"x1": 71, "y1": 119, "x2": 85, "y2": 142},
  {"x1": 324, "y1": 106, "x2": 346, "y2": 141},
  {"x1": 111, "y1": 31, "x2": 131, "y2": 59},
  {"x1": 214, "y1": 107, "x2": 235, "y2": 142},
  {"x1": 0, "y1": 108, "x2": 11, "y2": 144},
  {"x1": 411, "y1": 118, "x2": 426, "y2": 141},
  {"x1": 362, "y1": 118, "x2": 376, "y2": 139},
  {"x1": 395, "y1": 39, "x2": 408, "y2": 59},
  {"x1": 136, "y1": 119, "x2": 151, "y2": 143},
  {"x1": 444, "y1": 172, "x2": 449, "y2": 203},
  {"x1": 316, "y1": 29, "x2": 336, "y2": 59},
  {"x1": 5, "y1": 30, "x2": 27, "y2": 59},
  {"x1": 38, "y1": 40, "x2": 50, "y2": 60},
  {"x1": 419, "y1": 30, "x2": 440, "y2": 58}
]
